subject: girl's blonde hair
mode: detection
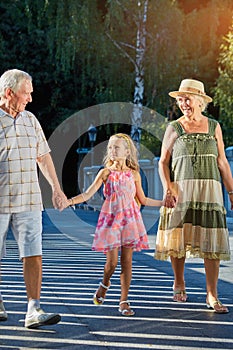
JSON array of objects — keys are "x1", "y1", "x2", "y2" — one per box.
[{"x1": 104, "y1": 133, "x2": 139, "y2": 171}]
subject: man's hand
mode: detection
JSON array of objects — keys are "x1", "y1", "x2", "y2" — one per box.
[{"x1": 52, "y1": 190, "x2": 68, "y2": 211}]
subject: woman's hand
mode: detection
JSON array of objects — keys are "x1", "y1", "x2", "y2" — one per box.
[
  {"x1": 229, "y1": 193, "x2": 233, "y2": 210},
  {"x1": 164, "y1": 190, "x2": 177, "y2": 208}
]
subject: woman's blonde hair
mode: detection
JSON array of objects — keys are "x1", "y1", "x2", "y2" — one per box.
[
  {"x1": 194, "y1": 94, "x2": 208, "y2": 112},
  {"x1": 104, "y1": 133, "x2": 139, "y2": 171}
]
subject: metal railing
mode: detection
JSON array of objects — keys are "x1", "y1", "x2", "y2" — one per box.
[
  {"x1": 81, "y1": 151, "x2": 233, "y2": 217},
  {"x1": 82, "y1": 158, "x2": 163, "y2": 210}
]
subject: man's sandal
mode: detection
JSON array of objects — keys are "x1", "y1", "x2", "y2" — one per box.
[
  {"x1": 206, "y1": 299, "x2": 229, "y2": 314},
  {"x1": 118, "y1": 301, "x2": 135, "y2": 316},
  {"x1": 173, "y1": 289, "x2": 188, "y2": 302},
  {"x1": 93, "y1": 281, "x2": 111, "y2": 305}
]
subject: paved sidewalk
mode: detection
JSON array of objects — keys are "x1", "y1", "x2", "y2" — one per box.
[{"x1": 0, "y1": 208, "x2": 232, "y2": 349}]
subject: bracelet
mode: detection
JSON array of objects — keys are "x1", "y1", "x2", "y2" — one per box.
[
  {"x1": 228, "y1": 191, "x2": 233, "y2": 195},
  {"x1": 69, "y1": 197, "x2": 75, "y2": 206}
]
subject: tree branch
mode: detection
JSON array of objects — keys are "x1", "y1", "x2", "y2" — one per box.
[{"x1": 105, "y1": 31, "x2": 136, "y2": 68}]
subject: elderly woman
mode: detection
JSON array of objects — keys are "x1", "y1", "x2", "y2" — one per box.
[{"x1": 155, "y1": 79, "x2": 233, "y2": 313}]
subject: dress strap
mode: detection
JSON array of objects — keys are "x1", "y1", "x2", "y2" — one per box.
[
  {"x1": 208, "y1": 118, "x2": 218, "y2": 136},
  {"x1": 169, "y1": 120, "x2": 184, "y2": 136}
]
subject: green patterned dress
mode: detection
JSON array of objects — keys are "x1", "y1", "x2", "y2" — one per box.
[{"x1": 155, "y1": 118, "x2": 230, "y2": 261}]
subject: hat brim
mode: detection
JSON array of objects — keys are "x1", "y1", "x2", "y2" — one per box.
[{"x1": 169, "y1": 90, "x2": 212, "y2": 103}]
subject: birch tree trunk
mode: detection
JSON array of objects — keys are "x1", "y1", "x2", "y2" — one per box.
[
  {"x1": 105, "y1": 0, "x2": 148, "y2": 149},
  {"x1": 131, "y1": 0, "x2": 148, "y2": 150}
]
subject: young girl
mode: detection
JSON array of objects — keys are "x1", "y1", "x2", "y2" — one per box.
[{"x1": 66, "y1": 133, "x2": 163, "y2": 316}]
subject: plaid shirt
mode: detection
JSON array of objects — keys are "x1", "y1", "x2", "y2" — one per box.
[{"x1": 0, "y1": 109, "x2": 50, "y2": 213}]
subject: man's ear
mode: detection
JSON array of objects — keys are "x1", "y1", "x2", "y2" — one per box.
[{"x1": 5, "y1": 88, "x2": 14, "y2": 99}]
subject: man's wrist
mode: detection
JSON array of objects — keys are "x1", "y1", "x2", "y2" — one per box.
[{"x1": 52, "y1": 185, "x2": 61, "y2": 191}]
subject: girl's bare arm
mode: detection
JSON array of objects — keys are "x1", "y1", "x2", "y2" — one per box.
[
  {"x1": 67, "y1": 168, "x2": 109, "y2": 206},
  {"x1": 134, "y1": 171, "x2": 163, "y2": 207}
]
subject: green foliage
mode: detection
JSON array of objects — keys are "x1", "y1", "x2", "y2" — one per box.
[
  {"x1": 1, "y1": 0, "x2": 233, "y2": 194},
  {"x1": 0, "y1": 0, "x2": 233, "y2": 142},
  {"x1": 144, "y1": 0, "x2": 184, "y2": 114},
  {"x1": 213, "y1": 27, "x2": 233, "y2": 146}
]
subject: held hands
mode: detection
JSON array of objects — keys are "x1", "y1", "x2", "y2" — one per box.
[
  {"x1": 164, "y1": 190, "x2": 177, "y2": 208},
  {"x1": 65, "y1": 198, "x2": 75, "y2": 209},
  {"x1": 58, "y1": 198, "x2": 73, "y2": 209},
  {"x1": 66, "y1": 199, "x2": 73, "y2": 208},
  {"x1": 52, "y1": 189, "x2": 68, "y2": 211},
  {"x1": 229, "y1": 193, "x2": 233, "y2": 210}
]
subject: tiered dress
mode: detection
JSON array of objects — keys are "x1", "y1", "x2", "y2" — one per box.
[
  {"x1": 92, "y1": 170, "x2": 149, "y2": 253},
  {"x1": 155, "y1": 118, "x2": 230, "y2": 261}
]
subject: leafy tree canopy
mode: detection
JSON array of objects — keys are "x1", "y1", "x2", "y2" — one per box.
[
  {"x1": 0, "y1": 0, "x2": 233, "y2": 141},
  {"x1": 213, "y1": 25, "x2": 233, "y2": 146}
]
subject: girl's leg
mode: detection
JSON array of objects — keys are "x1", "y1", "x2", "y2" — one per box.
[
  {"x1": 170, "y1": 256, "x2": 187, "y2": 302},
  {"x1": 204, "y1": 258, "x2": 228, "y2": 312},
  {"x1": 95, "y1": 248, "x2": 118, "y2": 300},
  {"x1": 119, "y1": 247, "x2": 133, "y2": 311}
]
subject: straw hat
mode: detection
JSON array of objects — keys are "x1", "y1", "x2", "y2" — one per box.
[{"x1": 169, "y1": 79, "x2": 212, "y2": 103}]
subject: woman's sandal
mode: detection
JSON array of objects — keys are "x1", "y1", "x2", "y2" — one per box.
[
  {"x1": 118, "y1": 301, "x2": 135, "y2": 316},
  {"x1": 173, "y1": 289, "x2": 188, "y2": 302},
  {"x1": 206, "y1": 299, "x2": 229, "y2": 314},
  {"x1": 93, "y1": 281, "x2": 111, "y2": 305}
]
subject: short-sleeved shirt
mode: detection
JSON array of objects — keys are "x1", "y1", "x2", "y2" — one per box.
[{"x1": 0, "y1": 109, "x2": 50, "y2": 213}]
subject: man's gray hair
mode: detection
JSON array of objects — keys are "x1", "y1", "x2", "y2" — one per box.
[{"x1": 0, "y1": 69, "x2": 32, "y2": 98}]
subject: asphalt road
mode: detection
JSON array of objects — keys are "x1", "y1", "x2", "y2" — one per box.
[{"x1": 0, "y1": 207, "x2": 233, "y2": 350}]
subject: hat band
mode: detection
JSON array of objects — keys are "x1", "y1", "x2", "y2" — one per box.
[{"x1": 179, "y1": 87, "x2": 206, "y2": 96}]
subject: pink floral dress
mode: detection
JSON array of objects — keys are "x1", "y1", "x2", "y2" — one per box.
[{"x1": 92, "y1": 170, "x2": 149, "y2": 253}]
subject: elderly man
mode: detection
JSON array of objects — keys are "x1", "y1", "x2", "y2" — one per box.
[{"x1": 0, "y1": 69, "x2": 67, "y2": 328}]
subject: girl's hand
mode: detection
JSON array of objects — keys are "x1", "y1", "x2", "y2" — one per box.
[{"x1": 65, "y1": 198, "x2": 74, "y2": 209}]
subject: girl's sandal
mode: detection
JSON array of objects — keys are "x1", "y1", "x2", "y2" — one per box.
[
  {"x1": 173, "y1": 289, "x2": 188, "y2": 302},
  {"x1": 118, "y1": 301, "x2": 135, "y2": 316},
  {"x1": 206, "y1": 299, "x2": 229, "y2": 314},
  {"x1": 93, "y1": 281, "x2": 111, "y2": 305}
]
